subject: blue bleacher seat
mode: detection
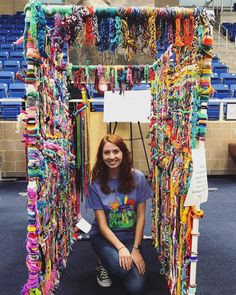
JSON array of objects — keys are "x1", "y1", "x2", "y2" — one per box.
[
  {"x1": 212, "y1": 55, "x2": 219, "y2": 62},
  {"x1": 8, "y1": 83, "x2": 26, "y2": 98},
  {"x1": 0, "y1": 29, "x2": 10, "y2": 36},
  {"x1": 211, "y1": 73, "x2": 221, "y2": 84},
  {"x1": 0, "y1": 43, "x2": 14, "y2": 51},
  {"x1": 14, "y1": 24, "x2": 25, "y2": 30},
  {"x1": 21, "y1": 61, "x2": 27, "y2": 69},
  {"x1": 0, "y1": 36, "x2": 6, "y2": 43},
  {"x1": 5, "y1": 36, "x2": 18, "y2": 43},
  {"x1": 9, "y1": 51, "x2": 24, "y2": 61},
  {"x1": 3, "y1": 60, "x2": 20, "y2": 72},
  {"x1": 221, "y1": 22, "x2": 232, "y2": 36},
  {"x1": 212, "y1": 62, "x2": 228, "y2": 74},
  {"x1": 0, "y1": 83, "x2": 8, "y2": 98},
  {"x1": 7, "y1": 19, "x2": 17, "y2": 25},
  {"x1": 229, "y1": 28, "x2": 236, "y2": 42},
  {"x1": 2, "y1": 24, "x2": 14, "y2": 30},
  {"x1": 212, "y1": 84, "x2": 232, "y2": 99},
  {"x1": 220, "y1": 73, "x2": 236, "y2": 86},
  {"x1": 207, "y1": 102, "x2": 220, "y2": 120},
  {"x1": 11, "y1": 29, "x2": 23, "y2": 37},
  {"x1": 0, "y1": 51, "x2": 9, "y2": 62},
  {"x1": 15, "y1": 44, "x2": 23, "y2": 51},
  {"x1": 0, "y1": 71, "x2": 15, "y2": 85}
]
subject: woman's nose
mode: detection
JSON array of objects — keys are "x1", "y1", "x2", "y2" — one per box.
[{"x1": 109, "y1": 153, "x2": 115, "y2": 159}]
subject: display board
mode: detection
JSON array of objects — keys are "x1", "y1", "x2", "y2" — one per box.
[{"x1": 103, "y1": 90, "x2": 151, "y2": 123}]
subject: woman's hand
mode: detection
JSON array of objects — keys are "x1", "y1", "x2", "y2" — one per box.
[
  {"x1": 118, "y1": 247, "x2": 133, "y2": 271},
  {"x1": 131, "y1": 248, "x2": 146, "y2": 275}
]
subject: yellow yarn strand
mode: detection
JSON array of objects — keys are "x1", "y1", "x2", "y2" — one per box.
[
  {"x1": 121, "y1": 19, "x2": 132, "y2": 60},
  {"x1": 148, "y1": 11, "x2": 157, "y2": 57},
  {"x1": 154, "y1": 165, "x2": 159, "y2": 248}
]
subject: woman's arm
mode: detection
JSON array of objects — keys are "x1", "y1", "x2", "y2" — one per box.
[
  {"x1": 133, "y1": 202, "x2": 146, "y2": 248},
  {"x1": 95, "y1": 209, "x2": 133, "y2": 271},
  {"x1": 131, "y1": 202, "x2": 146, "y2": 275}
]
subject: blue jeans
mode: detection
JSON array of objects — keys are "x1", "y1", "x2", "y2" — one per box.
[{"x1": 90, "y1": 234, "x2": 147, "y2": 295}]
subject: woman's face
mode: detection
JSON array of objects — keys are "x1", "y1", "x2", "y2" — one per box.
[{"x1": 102, "y1": 142, "x2": 123, "y2": 170}]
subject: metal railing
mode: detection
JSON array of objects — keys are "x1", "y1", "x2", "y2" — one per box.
[
  {"x1": 204, "y1": 0, "x2": 235, "y2": 12},
  {"x1": 213, "y1": 19, "x2": 230, "y2": 55}
]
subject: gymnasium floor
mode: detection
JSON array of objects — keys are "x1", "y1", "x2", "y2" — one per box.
[{"x1": 0, "y1": 176, "x2": 235, "y2": 295}]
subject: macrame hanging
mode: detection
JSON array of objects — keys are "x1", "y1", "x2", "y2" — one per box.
[{"x1": 20, "y1": 1, "x2": 214, "y2": 294}]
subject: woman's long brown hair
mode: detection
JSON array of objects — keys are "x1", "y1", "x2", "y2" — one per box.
[{"x1": 91, "y1": 134, "x2": 135, "y2": 194}]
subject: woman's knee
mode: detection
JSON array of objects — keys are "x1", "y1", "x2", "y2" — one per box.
[
  {"x1": 124, "y1": 280, "x2": 146, "y2": 295},
  {"x1": 111, "y1": 264, "x2": 129, "y2": 277},
  {"x1": 123, "y1": 270, "x2": 147, "y2": 295}
]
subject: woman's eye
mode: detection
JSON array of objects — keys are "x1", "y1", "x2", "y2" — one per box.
[{"x1": 104, "y1": 151, "x2": 110, "y2": 155}]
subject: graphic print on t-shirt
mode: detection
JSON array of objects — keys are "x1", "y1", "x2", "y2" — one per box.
[{"x1": 108, "y1": 193, "x2": 136, "y2": 230}]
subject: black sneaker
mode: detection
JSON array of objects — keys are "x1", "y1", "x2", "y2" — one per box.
[{"x1": 96, "y1": 262, "x2": 112, "y2": 287}]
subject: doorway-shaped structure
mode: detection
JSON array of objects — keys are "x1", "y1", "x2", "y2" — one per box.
[{"x1": 21, "y1": 1, "x2": 213, "y2": 294}]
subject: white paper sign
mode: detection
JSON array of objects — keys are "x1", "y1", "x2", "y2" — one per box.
[
  {"x1": 226, "y1": 103, "x2": 236, "y2": 120},
  {"x1": 184, "y1": 148, "x2": 208, "y2": 206},
  {"x1": 103, "y1": 90, "x2": 151, "y2": 123},
  {"x1": 75, "y1": 217, "x2": 92, "y2": 234}
]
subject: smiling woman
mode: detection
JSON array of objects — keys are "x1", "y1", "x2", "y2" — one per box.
[{"x1": 85, "y1": 134, "x2": 153, "y2": 294}]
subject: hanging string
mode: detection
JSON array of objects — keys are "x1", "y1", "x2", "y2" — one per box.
[
  {"x1": 147, "y1": 9, "x2": 157, "y2": 57},
  {"x1": 175, "y1": 16, "x2": 184, "y2": 63},
  {"x1": 83, "y1": 6, "x2": 96, "y2": 46}
]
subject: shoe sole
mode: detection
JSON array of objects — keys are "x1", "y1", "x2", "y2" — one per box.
[{"x1": 97, "y1": 277, "x2": 112, "y2": 288}]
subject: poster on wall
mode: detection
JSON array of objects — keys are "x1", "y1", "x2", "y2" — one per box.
[
  {"x1": 184, "y1": 148, "x2": 208, "y2": 206},
  {"x1": 226, "y1": 103, "x2": 236, "y2": 120},
  {"x1": 103, "y1": 90, "x2": 151, "y2": 123}
]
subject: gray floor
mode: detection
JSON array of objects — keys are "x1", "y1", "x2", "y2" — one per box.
[
  {"x1": 0, "y1": 176, "x2": 236, "y2": 294},
  {"x1": 197, "y1": 177, "x2": 236, "y2": 295}
]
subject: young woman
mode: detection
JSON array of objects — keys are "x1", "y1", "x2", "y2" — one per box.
[{"x1": 86, "y1": 134, "x2": 152, "y2": 295}]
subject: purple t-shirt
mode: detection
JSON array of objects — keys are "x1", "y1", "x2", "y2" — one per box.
[{"x1": 85, "y1": 169, "x2": 152, "y2": 240}]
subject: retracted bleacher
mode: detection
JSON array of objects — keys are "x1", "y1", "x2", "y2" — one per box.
[{"x1": 0, "y1": 12, "x2": 25, "y2": 120}]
